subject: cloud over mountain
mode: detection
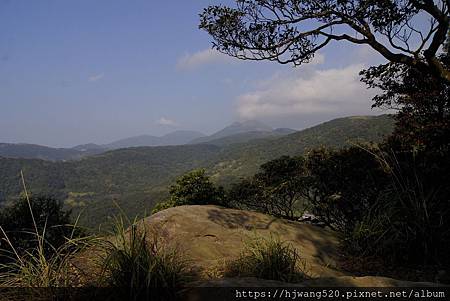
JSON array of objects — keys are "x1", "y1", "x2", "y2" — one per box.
[{"x1": 236, "y1": 63, "x2": 378, "y2": 120}]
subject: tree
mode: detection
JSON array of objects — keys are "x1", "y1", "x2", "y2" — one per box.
[
  {"x1": 229, "y1": 178, "x2": 266, "y2": 212},
  {"x1": 361, "y1": 35, "x2": 450, "y2": 149},
  {"x1": 304, "y1": 147, "x2": 389, "y2": 232},
  {"x1": 168, "y1": 169, "x2": 224, "y2": 206},
  {"x1": 256, "y1": 156, "x2": 307, "y2": 220},
  {"x1": 200, "y1": 0, "x2": 450, "y2": 83},
  {"x1": 152, "y1": 169, "x2": 226, "y2": 214},
  {"x1": 230, "y1": 156, "x2": 308, "y2": 220}
]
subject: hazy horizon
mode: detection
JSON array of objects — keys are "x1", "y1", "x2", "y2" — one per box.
[
  {"x1": 1, "y1": 114, "x2": 392, "y2": 148},
  {"x1": 1, "y1": 1, "x2": 389, "y2": 148}
]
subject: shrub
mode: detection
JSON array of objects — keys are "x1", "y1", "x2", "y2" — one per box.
[
  {"x1": 225, "y1": 236, "x2": 307, "y2": 283},
  {"x1": 0, "y1": 196, "x2": 84, "y2": 263}
]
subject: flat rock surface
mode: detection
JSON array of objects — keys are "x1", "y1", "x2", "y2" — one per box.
[
  {"x1": 74, "y1": 205, "x2": 443, "y2": 289},
  {"x1": 140, "y1": 205, "x2": 344, "y2": 278}
]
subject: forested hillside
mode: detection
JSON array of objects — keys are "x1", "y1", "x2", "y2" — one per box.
[
  {"x1": 0, "y1": 115, "x2": 394, "y2": 227},
  {"x1": 209, "y1": 115, "x2": 394, "y2": 182}
]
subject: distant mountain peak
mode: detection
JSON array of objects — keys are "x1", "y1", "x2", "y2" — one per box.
[
  {"x1": 228, "y1": 120, "x2": 273, "y2": 131},
  {"x1": 215, "y1": 120, "x2": 272, "y2": 136},
  {"x1": 190, "y1": 120, "x2": 285, "y2": 145}
]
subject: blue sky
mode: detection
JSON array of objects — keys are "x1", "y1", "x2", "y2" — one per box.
[{"x1": 0, "y1": 0, "x2": 388, "y2": 147}]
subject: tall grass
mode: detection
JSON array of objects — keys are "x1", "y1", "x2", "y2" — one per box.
[
  {"x1": 225, "y1": 235, "x2": 308, "y2": 283},
  {"x1": 98, "y1": 214, "x2": 190, "y2": 300},
  {"x1": 350, "y1": 146, "x2": 449, "y2": 267}
]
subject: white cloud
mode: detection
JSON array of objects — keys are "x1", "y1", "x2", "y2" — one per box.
[
  {"x1": 177, "y1": 48, "x2": 232, "y2": 70},
  {"x1": 310, "y1": 52, "x2": 325, "y2": 65},
  {"x1": 236, "y1": 63, "x2": 379, "y2": 120},
  {"x1": 88, "y1": 73, "x2": 104, "y2": 82},
  {"x1": 156, "y1": 117, "x2": 178, "y2": 126}
]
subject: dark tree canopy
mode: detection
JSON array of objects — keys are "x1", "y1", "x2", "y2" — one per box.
[
  {"x1": 200, "y1": 0, "x2": 450, "y2": 83},
  {"x1": 152, "y1": 169, "x2": 226, "y2": 214},
  {"x1": 0, "y1": 196, "x2": 82, "y2": 261},
  {"x1": 361, "y1": 34, "x2": 450, "y2": 149},
  {"x1": 168, "y1": 169, "x2": 224, "y2": 206},
  {"x1": 229, "y1": 156, "x2": 308, "y2": 220}
]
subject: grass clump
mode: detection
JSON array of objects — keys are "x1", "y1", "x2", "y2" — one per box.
[
  {"x1": 225, "y1": 235, "x2": 308, "y2": 283},
  {"x1": 0, "y1": 234, "x2": 91, "y2": 287},
  {"x1": 99, "y1": 216, "x2": 190, "y2": 300}
]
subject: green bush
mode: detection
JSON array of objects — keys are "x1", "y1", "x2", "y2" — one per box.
[{"x1": 225, "y1": 236, "x2": 307, "y2": 283}]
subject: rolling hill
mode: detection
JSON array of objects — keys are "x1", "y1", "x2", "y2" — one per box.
[
  {"x1": 0, "y1": 143, "x2": 103, "y2": 161},
  {"x1": 0, "y1": 115, "x2": 395, "y2": 228},
  {"x1": 104, "y1": 130, "x2": 205, "y2": 149},
  {"x1": 0, "y1": 131, "x2": 206, "y2": 161}
]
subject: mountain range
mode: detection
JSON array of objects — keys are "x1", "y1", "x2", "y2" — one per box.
[
  {"x1": 0, "y1": 121, "x2": 295, "y2": 161},
  {"x1": 0, "y1": 115, "x2": 395, "y2": 228}
]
